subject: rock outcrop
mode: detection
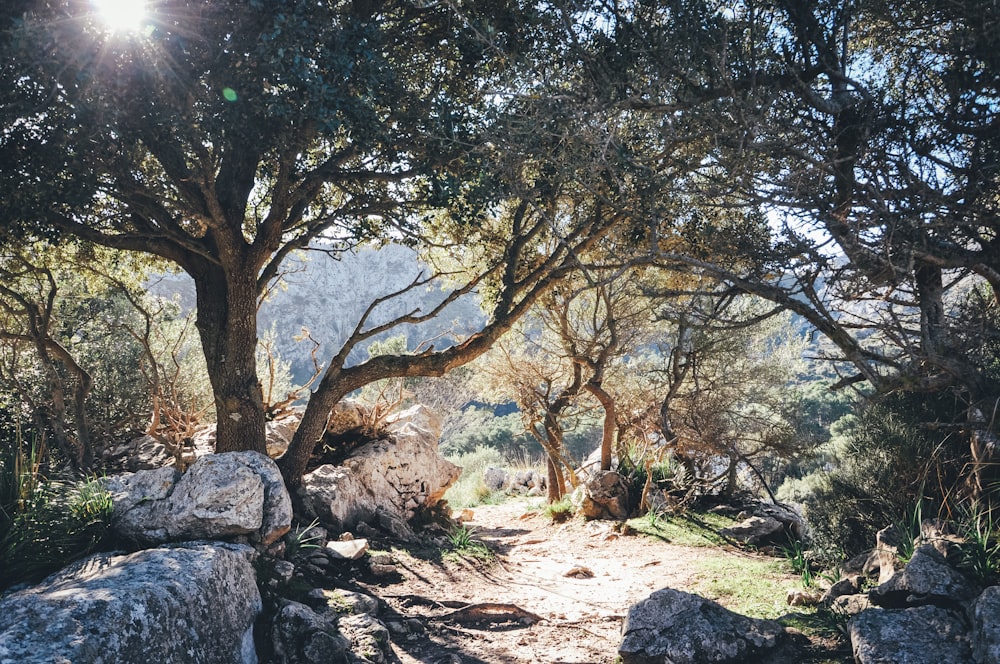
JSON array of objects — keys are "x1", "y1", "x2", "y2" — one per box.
[
  {"x1": 844, "y1": 520, "x2": 1000, "y2": 663},
  {"x1": 298, "y1": 405, "x2": 459, "y2": 538},
  {"x1": 850, "y1": 605, "x2": 972, "y2": 663},
  {"x1": 0, "y1": 542, "x2": 261, "y2": 664},
  {"x1": 102, "y1": 451, "x2": 292, "y2": 547},
  {"x1": 618, "y1": 588, "x2": 788, "y2": 663},
  {"x1": 573, "y1": 470, "x2": 630, "y2": 520}
]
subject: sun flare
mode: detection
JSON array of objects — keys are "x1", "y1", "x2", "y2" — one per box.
[{"x1": 92, "y1": 0, "x2": 148, "y2": 32}]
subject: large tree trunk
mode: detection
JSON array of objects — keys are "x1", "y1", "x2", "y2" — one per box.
[
  {"x1": 192, "y1": 267, "x2": 267, "y2": 455},
  {"x1": 585, "y1": 381, "x2": 616, "y2": 472}
]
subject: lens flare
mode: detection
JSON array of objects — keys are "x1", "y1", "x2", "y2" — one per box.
[{"x1": 92, "y1": 0, "x2": 148, "y2": 32}]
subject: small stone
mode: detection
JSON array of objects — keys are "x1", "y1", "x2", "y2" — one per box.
[
  {"x1": 370, "y1": 564, "x2": 397, "y2": 576},
  {"x1": 458, "y1": 509, "x2": 475, "y2": 523},
  {"x1": 339, "y1": 532, "x2": 354, "y2": 541},
  {"x1": 326, "y1": 538, "x2": 369, "y2": 561},
  {"x1": 786, "y1": 588, "x2": 822, "y2": 607},
  {"x1": 564, "y1": 566, "x2": 595, "y2": 579}
]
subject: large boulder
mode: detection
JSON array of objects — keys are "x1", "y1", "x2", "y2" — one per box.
[
  {"x1": 103, "y1": 451, "x2": 292, "y2": 547},
  {"x1": 618, "y1": 588, "x2": 787, "y2": 663},
  {"x1": 271, "y1": 600, "x2": 351, "y2": 664},
  {"x1": 719, "y1": 516, "x2": 784, "y2": 545},
  {"x1": 850, "y1": 605, "x2": 972, "y2": 663},
  {"x1": 869, "y1": 544, "x2": 980, "y2": 608},
  {"x1": 573, "y1": 471, "x2": 630, "y2": 520},
  {"x1": 298, "y1": 405, "x2": 459, "y2": 537},
  {"x1": 0, "y1": 542, "x2": 260, "y2": 664},
  {"x1": 973, "y1": 586, "x2": 1000, "y2": 663}
]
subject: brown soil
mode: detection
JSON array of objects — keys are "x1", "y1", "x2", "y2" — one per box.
[{"x1": 348, "y1": 499, "x2": 847, "y2": 664}]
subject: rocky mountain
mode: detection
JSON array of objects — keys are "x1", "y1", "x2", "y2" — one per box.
[{"x1": 149, "y1": 244, "x2": 485, "y2": 384}]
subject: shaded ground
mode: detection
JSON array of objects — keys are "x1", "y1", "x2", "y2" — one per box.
[{"x1": 347, "y1": 499, "x2": 850, "y2": 664}]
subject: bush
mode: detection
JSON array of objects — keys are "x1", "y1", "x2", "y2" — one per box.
[
  {"x1": 0, "y1": 438, "x2": 113, "y2": 591},
  {"x1": 782, "y1": 392, "x2": 967, "y2": 560},
  {"x1": 444, "y1": 446, "x2": 506, "y2": 509}
]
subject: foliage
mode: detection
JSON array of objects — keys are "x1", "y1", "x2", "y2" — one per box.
[
  {"x1": 780, "y1": 538, "x2": 815, "y2": 588},
  {"x1": 543, "y1": 498, "x2": 575, "y2": 523},
  {"x1": 689, "y1": 556, "x2": 799, "y2": 620},
  {"x1": 781, "y1": 393, "x2": 967, "y2": 560},
  {"x1": 446, "y1": 525, "x2": 494, "y2": 561},
  {"x1": 443, "y1": 446, "x2": 506, "y2": 510},
  {"x1": 439, "y1": 406, "x2": 534, "y2": 458},
  {"x1": 627, "y1": 509, "x2": 736, "y2": 548},
  {"x1": 0, "y1": 475, "x2": 113, "y2": 590},
  {"x1": 284, "y1": 518, "x2": 324, "y2": 560},
  {"x1": 955, "y1": 503, "x2": 1000, "y2": 587}
]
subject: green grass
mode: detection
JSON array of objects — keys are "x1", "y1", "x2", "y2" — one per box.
[
  {"x1": 690, "y1": 555, "x2": 799, "y2": 619},
  {"x1": 445, "y1": 524, "x2": 495, "y2": 562},
  {"x1": 444, "y1": 446, "x2": 506, "y2": 509},
  {"x1": 0, "y1": 477, "x2": 114, "y2": 590},
  {"x1": 626, "y1": 509, "x2": 738, "y2": 547},
  {"x1": 543, "y1": 497, "x2": 575, "y2": 523}
]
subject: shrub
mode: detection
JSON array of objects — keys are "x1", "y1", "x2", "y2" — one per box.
[
  {"x1": 444, "y1": 446, "x2": 506, "y2": 509},
  {"x1": 783, "y1": 392, "x2": 967, "y2": 560},
  {"x1": 0, "y1": 461, "x2": 113, "y2": 591}
]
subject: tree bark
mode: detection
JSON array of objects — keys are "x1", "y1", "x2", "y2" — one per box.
[
  {"x1": 585, "y1": 381, "x2": 616, "y2": 472},
  {"x1": 192, "y1": 266, "x2": 267, "y2": 455}
]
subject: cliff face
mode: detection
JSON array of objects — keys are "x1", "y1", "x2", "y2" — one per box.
[{"x1": 150, "y1": 244, "x2": 485, "y2": 384}]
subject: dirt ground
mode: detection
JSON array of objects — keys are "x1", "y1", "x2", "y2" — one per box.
[{"x1": 346, "y1": 499, "x2": 840, "y2": 664}]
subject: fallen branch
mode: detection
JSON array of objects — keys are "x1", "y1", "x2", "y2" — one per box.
[{"x1": 435, "y1": 603, "x2": 544, "y2": 626}]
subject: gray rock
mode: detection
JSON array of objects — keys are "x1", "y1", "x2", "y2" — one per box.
[
  {"x1": 875, "y1": 524, "x2": 904, "y2": 584},
  {"x1": 298, "y1": 406, "x2": 459, "y2": 536},
  {"x1": 306, "y1": 588, "x2": 380, "y2": 617},
  {"x1": 719, "y1": 516, "x2": 784, "y2": 545},
  {"x1": 483, "y1": 466, "x2": 508, "y2": 492},
  {"x1": 271, "y1": 600, "x2": 350, "y2": 664},
  {"x1": 870, "y1": 544, "x2": 979, "y2": 608},
  {"x1": 850, "y1": 605, "x2": 971, "y2": 663},
  {"x1": 338, "y1": 613, "x2": 391, "y2": 664},
  {"x1": 973, "y1": 585, "x2": 1000, "y2": 664},
  {"x1": 326, "y1": 538, "x2": 369, "y2": 561},
  {"x1": 831, "y1": 593, "x2": 872, "y2": 616},
  {"x1": 573, "y1": 471, "x2": 630, "y2": 521},
  {"x1": 103, "y1": 452, "x2": 291, "y2": 547},
  {"x1": 752, "y1": 503, "x2": 806, "y2": 540},
  {"x1": 0, "y1": 542, "x2": 260, "y2": 664},
  {"x1": 822, "y1": 575, "x2": 864, "y2": 604},
  {"x1": 619, "y1": 588, "x2": 787, "y2": 663}
]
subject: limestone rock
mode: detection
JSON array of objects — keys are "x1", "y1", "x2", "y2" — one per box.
[
  {"x1": 103, "y1": 451, "x2": 292, "y2": 547},
  {"x1": 338, "y1": 613, "x2": 391, "y2": 664},
  {"x1": 326, "y1": 538, "x2": 369, "y2": 561},
  {"x1": 875, "y1": 525, "x2": 905, "y2": 584},
  {"x1": 271, "y1": 600, "x2": 351, "y2": 664},
  {"x1": 483, "y1": 466, "x2": 508, "y2": 492},
  {"x1": 973, "y1": 585, "x2": 1000, "y2": 664},
  {"x1": 305, "y1": 588, "x2": 380, "y2": 617},
  {"x1": 573, "y1": 471, "x2": 630, "y2": 521},
  {"x1": 719, "y1": 516, "x2": 784, "y2": 545},
  {"x1": 869, "y1": 544, "x2": 979, "y2": 608},
  {"x1": 298, "y1": 406, "x2": 459, "y2": 537},
  {"x1": 619, "y1": 588, "x2": 787, "y2": 663},
  {"x1": 850, "y1": 605, "x2": 971, "y2": 663},
  {"x1": 0, "y1": 542, "x2": 260, "y2": 664}
]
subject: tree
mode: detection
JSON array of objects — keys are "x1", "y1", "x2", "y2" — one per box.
[
  {"x1": 557, "y1": 0, "x2": 1000, "y2": 498},
  {"x1": 1, "y1": 1, "x2": 623, "y2": 486}
]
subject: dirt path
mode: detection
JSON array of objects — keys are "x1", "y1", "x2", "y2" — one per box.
[{"x1": 354, "y1": 499, "x2": 808, "y2": 664}]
